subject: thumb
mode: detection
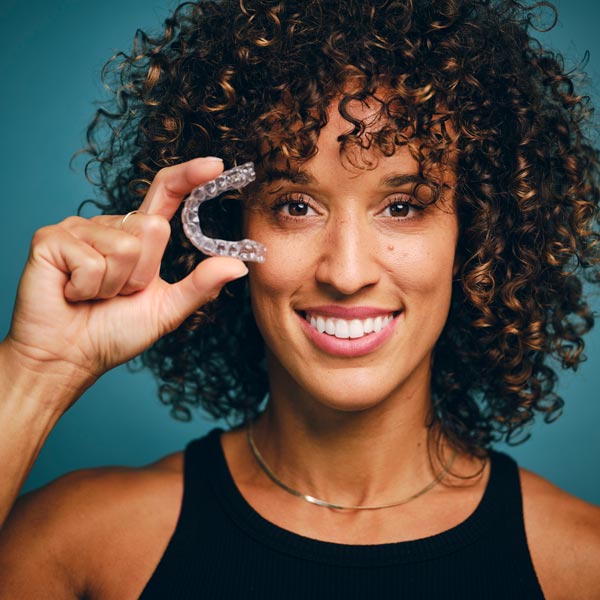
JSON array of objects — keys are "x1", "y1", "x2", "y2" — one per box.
[{"x1": 161, "y1": 256, "x2": 248, "y2": 328}]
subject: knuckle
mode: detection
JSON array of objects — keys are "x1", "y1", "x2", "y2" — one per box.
[
  {"x1": 113, "y1": 234, "x2": 142, "y2": 258},
  {"x1": 31, "y1": 225, "x2": 54, "y2": 247},
  {"x1": 82, "y1": 254, "x2": 106, "y2": 278},
  {"x1": 89, "y1": 214, "x2": 111, "y2": 225},
  {"x1": 60, "y1": 215, "x2": 86, "y2": 229},
  {"x1": 143, "y1": 214, "x2": 171, "y2": 238},
  {"x1": 153, "y1": 167, "x2": 170, "y2": 185}
]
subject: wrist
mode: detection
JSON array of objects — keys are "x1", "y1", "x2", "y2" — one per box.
[
  {"x1": 0, "y1": 340, "x2": 91, "y2": 528},
  {"x1": 0, "y1": 338, "x2": 95, "y2": 417}
]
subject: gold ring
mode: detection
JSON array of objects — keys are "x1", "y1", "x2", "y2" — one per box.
[{"x1": 120, "y1": 210, "x2": 139, "y2": 227}]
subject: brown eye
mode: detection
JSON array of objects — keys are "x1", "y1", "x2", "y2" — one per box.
[
  {"x1": 271, "y1": 194, "x2": 318, "y2": 219},
  {"x1": 287, "y1": 202, "x2": 309, "y2": 216},
  {"x1": 388, "y1": 203, "x2": 410, "y2": 217}
]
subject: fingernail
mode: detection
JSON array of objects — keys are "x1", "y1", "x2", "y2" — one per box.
[{"x1": 203, "y1": 156, "x2": 224, "y2": 163}]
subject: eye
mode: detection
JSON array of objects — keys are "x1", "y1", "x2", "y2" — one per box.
[
  {"x1": 285, "y1": 201, "x2": 312, "y2": 216},
  {"x1": 271, "y1": 194, "x2": 318, "y2": 218},
  {"x1": 380, "y1": 197, "x2": 423, "y2": 219},
  {"x1": 386, "y1": 203, "x2": 411, "y2": 218}
]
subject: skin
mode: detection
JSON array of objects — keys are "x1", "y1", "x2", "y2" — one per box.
[
  {"x1": 0, "y1": 107, "x2": 599, "y2": 599},
  {"x1": 241, "y1": 104, "x2": 460, "y2": 506}
]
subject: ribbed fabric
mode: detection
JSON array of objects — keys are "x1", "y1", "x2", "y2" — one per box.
[{"x1": 139, "y1": 428, "x2": 545, "y2": 599}]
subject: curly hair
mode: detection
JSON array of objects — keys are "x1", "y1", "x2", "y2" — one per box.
[{"x1": 81, "y1": 0, "x2": 600, "y2": 456}]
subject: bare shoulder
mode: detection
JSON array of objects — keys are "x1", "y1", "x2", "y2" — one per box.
[
  {"x1": 0, "y1": 450, "x2": 185, "y2": 600},
  {"x1": 520, "y1": 467, "x2": 600, "y2": 600}
]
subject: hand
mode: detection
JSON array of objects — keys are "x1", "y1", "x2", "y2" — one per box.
[{"x1": 3, "y1": 157, "x2": 248, "y2": 412}]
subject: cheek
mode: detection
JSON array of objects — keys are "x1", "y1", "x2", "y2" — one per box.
[
  {"x1": 385, "y1": 238, "x2": 456, "y2": 292},
  {"x1": 244, "y1": 211, "x2": 317, "y2": 297},
  {"x1": 250, "y1": 239, "x2": 312, "y2": 293},
  {"x1": 246, "y1": 233, "x2": 317, "y2": 338},
  {"x1": 247, "y1": 243, "x2": 314, "y2": 351}
]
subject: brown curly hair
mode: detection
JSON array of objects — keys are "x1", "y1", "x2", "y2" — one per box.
[{"x1": 81, "y1": 0, "x2": 600, "y2": 456}]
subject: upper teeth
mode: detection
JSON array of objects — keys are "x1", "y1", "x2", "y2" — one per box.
[{"x1": 306, "y1": 313, "x2": 394, "y2": 339}]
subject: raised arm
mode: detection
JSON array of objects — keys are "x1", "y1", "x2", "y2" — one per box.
[{"x1": 0, "y1": 156, "x2": 248, "y2": 528}]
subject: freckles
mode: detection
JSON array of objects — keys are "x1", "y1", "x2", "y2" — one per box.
[
  {"x1": 250, "y1": 264, "x2": 286, "y2": 294},
  {"x1": 381, "y1": 241, "x2": 450, "y2": 292},
  {"x1": 382, "y1": 243, "x2": 415, "y2": 270},
  {"x1": 250, "y1": 243, "x2": 311, "y2": 292}
]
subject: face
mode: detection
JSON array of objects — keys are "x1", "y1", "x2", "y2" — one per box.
[{"x1": 244, "y1": 104, "x2": 459, "y2": 413}]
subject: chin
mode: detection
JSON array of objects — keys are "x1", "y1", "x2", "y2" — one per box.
[{"x1": 296, "y1": 373, "x2": 407, "y2": 414}]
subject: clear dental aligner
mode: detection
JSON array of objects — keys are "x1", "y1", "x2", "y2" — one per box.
[{"x1": 182, "y1": 162, "x2": 266, "y2": 263}]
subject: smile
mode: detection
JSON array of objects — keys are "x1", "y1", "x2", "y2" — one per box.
[
  {"x1": 305, "y1": 313, "x2": 395, "y2": 340},
  {"x1": 296, "y1": 306, "x2": 402, "y2": 357}
]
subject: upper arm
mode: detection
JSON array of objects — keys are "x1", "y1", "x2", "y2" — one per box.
[
  {"x1": 521, "y1": 469, "x2": 600, "y2": 600},
  {"x1": 0, "y1": 454, "x2": 184, "y2": 600},
  {"x1": 0, "y1": 469, "x2": 97, "y2": 599}
]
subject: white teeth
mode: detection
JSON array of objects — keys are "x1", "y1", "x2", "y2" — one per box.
[
  {"x1": 334, "y1": 319, "x2": 350, "y2": 338},
  {"x1": 316, "y1": 316, "x2": 326, "y2": 333},
  {"x1": 305, "y1": 312, "x2": 396, "y2": 339},
  {"x1": 349, "y1": 319, "x2": 364, "y2": 339},
  {"x1": 373, "y1": 316, "x2": 383, "y2": 333},
  {"x1": 325, "y1": 318, "x2": 336, "y2": 335}
]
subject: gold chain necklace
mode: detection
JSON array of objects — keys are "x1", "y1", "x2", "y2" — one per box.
[{"x1": 247, "y1": 422, "x2": 457, "y2": 511}]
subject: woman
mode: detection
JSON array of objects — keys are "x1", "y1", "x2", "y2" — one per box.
[{"x1": 1, "y1": 0, "x2": 599, "y2": 598}]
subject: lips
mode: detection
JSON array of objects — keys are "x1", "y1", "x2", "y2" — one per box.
[
  {"x1": 296, "y1": 307, "x2": 401, "y2": 357},
  {"x1": 305, "y1": 312, "x2": 395, "y2": 339}
]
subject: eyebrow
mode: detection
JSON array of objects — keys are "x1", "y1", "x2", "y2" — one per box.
[
  {"x1": 260, "y1": 168, "x2": 432, "y2": 192},
  {"x1": 261, "y1": 168, "x2": 314, "y2": 185},
  {"x1": 380, "y1": 174, "x2": 423, "y2": 188}
]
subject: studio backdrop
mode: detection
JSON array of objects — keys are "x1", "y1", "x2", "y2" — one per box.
[{"x1": 0, "y1": 0, "x2": 598, "y2": 503}]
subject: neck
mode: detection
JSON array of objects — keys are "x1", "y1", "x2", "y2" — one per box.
[{"x1": 251, "y1": 362, "x2": 448, "y2": 508}]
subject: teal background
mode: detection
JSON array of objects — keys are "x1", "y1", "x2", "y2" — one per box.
[{"x1": 0, "y1": 1, "x2": 598, "y2": 503}]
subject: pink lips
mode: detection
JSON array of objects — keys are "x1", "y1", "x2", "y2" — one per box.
[
  {"x1": 302, "y1": 305, "x2": 397, "y2": 319},
  {"x1": 296, "y1": 306, "x2": 401, "y2": 358}
]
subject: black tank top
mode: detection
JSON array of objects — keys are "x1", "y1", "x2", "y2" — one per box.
[{"x1": 139, "y1": 429, "x2": 545, "y2": 599}]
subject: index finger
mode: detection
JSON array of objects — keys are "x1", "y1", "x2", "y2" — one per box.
[{"x1": 139, "y1": 156, "x2": 225, "y2": 219}]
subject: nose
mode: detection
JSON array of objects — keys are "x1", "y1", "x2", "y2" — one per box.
[{"x1": 314, "y1": 213, "x2": 381, "y2": 295}]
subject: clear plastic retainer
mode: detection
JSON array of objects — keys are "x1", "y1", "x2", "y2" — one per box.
[{"x1": 181, "y1": 161, "x2": 266, "y2": 263}]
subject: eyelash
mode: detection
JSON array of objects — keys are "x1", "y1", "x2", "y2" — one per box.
[
  {"x1": 270, "y1": 193, "x2": 317, "y2": 218},
  {"x1": 270, "y1": 193, "x2": 424, "y2": 220},
  {"x1": 380, "y1": 196, "x2": 425, "y2": 219}
]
